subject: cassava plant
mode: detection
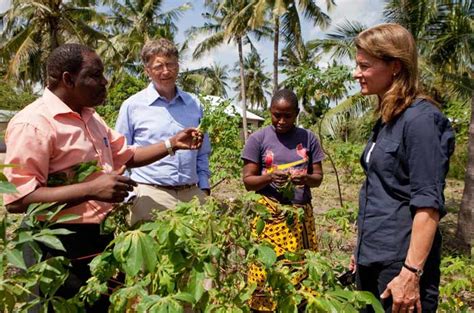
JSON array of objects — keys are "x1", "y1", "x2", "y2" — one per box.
[{"x1": 78, "y1": 192, "x2": 383, "y2": 312}]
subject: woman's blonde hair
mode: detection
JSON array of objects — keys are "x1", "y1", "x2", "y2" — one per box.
[{"x1": 355, "y1": 23, "x2": 424, "y2": 123}]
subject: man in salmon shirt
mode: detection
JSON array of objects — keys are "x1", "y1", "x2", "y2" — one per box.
[{"x1": 3, "y1": 43, "x2": 203, "y2": 310}]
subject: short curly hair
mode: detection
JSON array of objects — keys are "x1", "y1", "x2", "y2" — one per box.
[
  {"x1": 141, "y1": 38, "x2": 179, "y2": 66},
  {"x1": 47, "y1": 44, "x2": 95, "y2": 89},
  {"x1": 271, "y1": 89, "x2": 299, "y2": 112}
]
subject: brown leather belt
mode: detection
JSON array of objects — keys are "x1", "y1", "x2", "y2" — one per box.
[{"x1": 140, "y1": 182, "x2": 196, "y2": 191}]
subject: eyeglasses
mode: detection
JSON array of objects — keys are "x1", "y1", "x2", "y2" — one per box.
[{"x1": 149, "y1": 62, "x2": 179, "y2": 73}]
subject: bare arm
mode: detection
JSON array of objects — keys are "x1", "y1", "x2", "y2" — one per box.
[
  {"x1": 242, "y1": 160, "x2": 273, "y2": 191},
  {"x1": 6, "y1": 166, "x2": 136, "y2": 213},
  {"x1": 381, "y1": 208, "x2": 439, "y2": 312},
  {"x1": 126, "y1": 128, "x2": 202, "y2": 168}
]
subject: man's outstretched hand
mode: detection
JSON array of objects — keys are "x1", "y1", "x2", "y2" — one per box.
[{"x1": 171, "y1": 128, "x2": 203, "y2": 150}]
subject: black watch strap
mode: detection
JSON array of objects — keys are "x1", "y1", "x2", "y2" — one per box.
[{"x1": 403, "y1": 263, "x2": 423, "y2": 277}]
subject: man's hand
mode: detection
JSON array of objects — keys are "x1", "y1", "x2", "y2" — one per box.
[
  {"x1": 171, "y1": 128, "x2": 203, "y2": 150},
  {"x1": 88, "y1": 166, "x2": 137, "y2": 203},
  {"x1": 380, "y1": 267, "x2": 422, "y2": 313}
]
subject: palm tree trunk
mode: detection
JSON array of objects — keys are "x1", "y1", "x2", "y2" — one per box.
[
  {"x1": 238, "y1": 37, "x2": 248, "y2": 142},
  {"x1": 272, "y1": 14, "x2": 279, "y2": 94},
  {"x1": 456, "y1": 94, "x2": 474, "y2": 250}
]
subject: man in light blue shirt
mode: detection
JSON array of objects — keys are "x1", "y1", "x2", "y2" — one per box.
[{"x1": 116, "y1": 38, "x2": 211, "y2": 224}]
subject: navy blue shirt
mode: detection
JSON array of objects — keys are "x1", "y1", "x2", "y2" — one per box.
[{"x1": 356, "y1": 99, "x2": 455, "y2": 266}]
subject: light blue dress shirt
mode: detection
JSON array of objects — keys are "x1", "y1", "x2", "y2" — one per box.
[{"x1": 115, "y1": 83, "x2": 211, "y2": 189}]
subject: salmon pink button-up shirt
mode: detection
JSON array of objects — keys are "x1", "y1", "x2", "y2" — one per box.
[{"x1": 3, "y1": 88, "x2": 136, "y2": 224}]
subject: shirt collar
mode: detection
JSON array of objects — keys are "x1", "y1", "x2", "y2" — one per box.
[
  {"x1": 145, "y1": 82, "x2": 190, "y2": 106},
  {"x1": 43, "y1": 88, "x2": 95, "y2": 122}
]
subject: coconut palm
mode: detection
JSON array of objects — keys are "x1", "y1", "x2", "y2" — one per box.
[
  {"x1": 307, "y1": 19, "x2": 367, "y2": 60},
  {"x1": 187, "y1": 0, "x2": 271, "y2": 141},
  {"x1": 244, "y1": 0, "x2": 334, "y2": 93},
  {"x1": 178, "y1": 63, "x2": 230, "y2": 97},
  {"x1": 232, "y1": 51, "x2": 271, "y2": 110},
  {"x1": 0, "y1": 0, "x2": 107, "y2": 85},
  {"x1": 99, "y1": 0, "x2": 191, "y2": 78}
]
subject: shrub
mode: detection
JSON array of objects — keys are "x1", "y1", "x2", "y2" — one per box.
[{"x1": 96, "y1": 75, "x2": 147, "y2": 127}]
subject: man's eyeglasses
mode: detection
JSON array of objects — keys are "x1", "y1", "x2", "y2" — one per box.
[{"x1": 149, "y1": 62, "x2": 179, "y2": 72}]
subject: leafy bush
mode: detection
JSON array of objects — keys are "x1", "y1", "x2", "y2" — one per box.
[
  {"x1": 77, "y1": 194, "x2": 382, "y2": 312},
  {"x1": 443, "y1": 99, "x2": 470, "y2": 180},
  {"x1": 439, "y1": 255, "x2": 474, "y2": 312},
  {"x1": 325, "y1": 142, "x2": 365, "y2": 184},
  {"x1": 199, "y1": 96, "x2": 243, "y2": 185},
  {"x1": 96, "y1": 75, "x2": 148, "y2": 127},
  {"x1": 0, "y1": 82, "x2": 37, "y2": 111},
  {"x1": 316, "y1": 204, "x2": 358, "y2": 257}
]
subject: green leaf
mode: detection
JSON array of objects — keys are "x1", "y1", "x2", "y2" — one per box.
[
  {"x1": 41, "y1": 228, "x2": 75, "y2": 236},
  {"x1": 174, "y1": 292, "x2": 195, "y2": 304},
  {"x1": 33, "y1": 234, "x2": 65, "y2": 251},
  {"x1": 187, "y1": 267, "x2": 205, "y2": 303},
  {"x1": 256, "y1": 245, "x2": 277, "y2": 268},
  {"x1": 123, "y1": 231, "x2": 157, "y2": 276},
  {"x1": 255, "y1": 217, "x2": 265, "y2": 235},
  {"x1": 0, "y1": 180, "x2": 17, "y2": 193},
  {"x1": 6, "y1": 249, "x2": 26, "y2": 270},
  {"x1": 356, "y1": 291, "x2": 384, "y2": 313},
  {"x1": 53, "y1": 214, "x2": 80, "y2": 224},
  {"x1": 73, "y1": 160, "x2": 102, "y2": 183}
]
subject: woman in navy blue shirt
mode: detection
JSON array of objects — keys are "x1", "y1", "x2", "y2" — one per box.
[{"x1": 349, "y1": 24, "x2": 455, "y2": 313}]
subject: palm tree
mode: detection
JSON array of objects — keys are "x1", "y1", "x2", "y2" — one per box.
[
  {"x1": 0, "y1": 0, "x2": 107, "y2": 86},
  {"x1": 307, "y1": 19, "x2": 367, "y2": 60},
  {"x1": 187, "y1": 0, "x2": 271, "y2": 141},
  {"x1": 233, "y1": 51, "x2": 271, "y2": 110},
  {"x1": 178, "y1": 63, "x2": 230, "y2": 97},
  {"x1": 245, "y1": 0, "x2": 334, "y2": 93},
  {"x1": 99, "y1": 0, "x2": 191, "y2": 79}
]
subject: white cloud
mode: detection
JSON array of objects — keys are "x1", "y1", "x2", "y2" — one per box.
[
  {"x1": 0, "y1": 0, "x2": 10, "y2": 13},
  {"x1": 180, "y1": 33, "x2": 239, "y2": 70},
  {"x1": 307, "y1": 0, "x2": 385, "y2": 39}
]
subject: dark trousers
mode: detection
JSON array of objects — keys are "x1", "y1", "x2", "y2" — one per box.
[
  {"x1": 39, "y1": 223, "x2": 114, "y2": 312},
  {"x1": 356, "y1": 255, "x2": 440, "y2": 313}
]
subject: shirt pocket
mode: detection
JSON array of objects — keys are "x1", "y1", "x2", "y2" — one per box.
[{"x1": 372, "y1": 138, "x2": 400, "y2": 177}]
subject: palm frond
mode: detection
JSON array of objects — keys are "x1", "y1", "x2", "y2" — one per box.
[{"x1": 193, "y1": 31, "x2": 225, "y2": 59}]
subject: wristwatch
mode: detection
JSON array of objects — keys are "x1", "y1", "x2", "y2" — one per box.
[
  {"x1": 165, "y1": 139, "x2": 175, "y2": 156},
  {"x1": 403, "y1": 263, "x2": 424, "y2": 277}
]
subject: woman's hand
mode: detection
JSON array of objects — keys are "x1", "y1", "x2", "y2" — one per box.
[
  {"x1": 349, "y1": 254, "x2": 357, "y2": 273},
  {"x1": 270, "y1": 170, "x2": 289, "y2": 187},
  {"x1": 171, "y1": 128, "x2": 203, "y2": 150},
  {"x1": 290, "y1": 173, "x2": 308, "y2": 186},
  {"x1": 380, "y1": 267, "x2": 422, "y2": 313}
]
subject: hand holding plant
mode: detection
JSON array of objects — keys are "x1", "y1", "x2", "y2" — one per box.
[
  {"x1": 171, "y1": 128, "x2": 203, "y2": 150},
  {"x1": 87, "y1": 165, "x2": 137, "y2": 203},
  {"x1": 290, "y1": 172, "x2": 308, "y2": 186}
]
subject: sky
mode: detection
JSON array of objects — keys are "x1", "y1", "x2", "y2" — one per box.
[
  {"x1": 0, "y1": 0, "x2": 386, "y2": 98},
  {"x1": 161, "y1": 1, "x2": 385, "y2": 71}
]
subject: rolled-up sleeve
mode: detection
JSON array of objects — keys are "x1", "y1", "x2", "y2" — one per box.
[
  {"x1": 405, "y1": 113, "x2": 442, "y2": 211},
  {"x1": 107, "y1": 127, "x2": 136, "y2": 170},
  {"x1": 3, "y1": 123, "x2": 51, "y2": 205},
  {"x1": 197, "y1": 133, "x2": 211, "y2": 189}
]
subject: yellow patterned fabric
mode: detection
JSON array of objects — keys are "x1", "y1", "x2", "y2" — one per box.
[{"x1": 248, "y1": 196, "x2": 318, "y2": 312}]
